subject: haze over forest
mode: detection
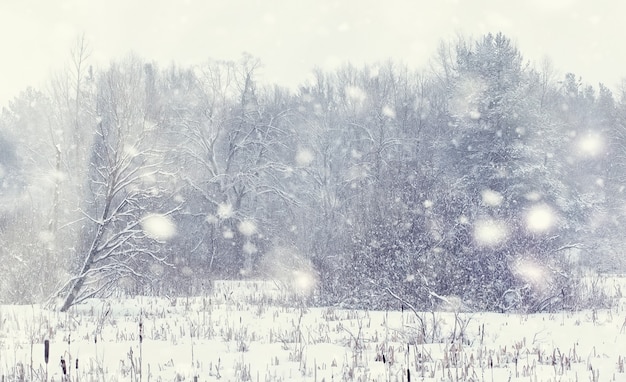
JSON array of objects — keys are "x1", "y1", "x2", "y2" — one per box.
[
  {"x1": 2, "y1": 0, "x2": 626, "y2": 108},
  {"x1": 1, "y1": 32, "x2": 626, "y2": 313}
]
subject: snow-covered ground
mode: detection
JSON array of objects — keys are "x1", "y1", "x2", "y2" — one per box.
[{"x1": 2, "y1": 278, "x2": 626, "y2": 382}]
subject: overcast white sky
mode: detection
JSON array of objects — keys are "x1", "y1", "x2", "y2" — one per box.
[{"x1": 1, "y1": 0, "x2": 625, "y2": 108}]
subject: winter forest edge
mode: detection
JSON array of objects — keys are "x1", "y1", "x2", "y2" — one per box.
[{"x1": 0, "y1": 32, "x2": 624, "y2": 313}]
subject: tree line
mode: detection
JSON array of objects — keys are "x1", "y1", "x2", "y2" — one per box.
[{"x1": 1, "y1": 33, "x2": 625, "y2": 312}]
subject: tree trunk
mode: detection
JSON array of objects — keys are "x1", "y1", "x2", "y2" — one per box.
[
  {"x1": 59, "y1": 275, "x2": 88, "y2": 312},
  {"x1": 59, "y1": 225, "x2": 102, "y2": 311}
]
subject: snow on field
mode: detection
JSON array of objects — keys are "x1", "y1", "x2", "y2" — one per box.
[{"x1": 2, "y1": 279, "x2": 626, "y2": 381}]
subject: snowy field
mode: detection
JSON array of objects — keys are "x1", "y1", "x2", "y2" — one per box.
[{"x1": 2, "y1": 278, "x2": 626, "y2": 382}]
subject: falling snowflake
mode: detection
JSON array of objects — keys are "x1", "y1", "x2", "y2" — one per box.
[
  {"x1": 242, "y1": 241, "x2": 257, "y2": 255},
  {"x1": 238, "y1": 220, "x2": 257, "y2": 236},
  {"x1": 524, "y1": 191, "x2": 542, "y2": 202},
  {"x1": 513, "y1": 258, "x2": 550, "y2": 289},
  {"x1": 526, "y1": 204, "x2": 557, "y2": 233},
  {"x1": 577, "y1": 133, "x2": 603, "y2": 157},
  {"x1": 344, "y1": 85, "x2": 366, "y2": 103},
  {"x1": 292, "y1": 269, "x2": 316, "y2": 295},
  {"x1": 141, "y1": 214, "x2": 177, "y2": 241},
  {"x1": 382, "y1": 105, "x2": 396, "y2": 119},
  {"x1": 481, "y1": 189, "x2": 503, "y2": 207},
  {"x1": 473, "y1": 219, "x2": 508, "y2": 247},
  {"x1": 295, "y1": 148, "x2": 314, "y2": 166},
  {"x1": 217, "y1": 203, "x2": 233, "y2": 219}
]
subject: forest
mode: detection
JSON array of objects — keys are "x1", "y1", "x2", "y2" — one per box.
[{"x1": 1, "y1": 32, "x2": 625, "y2": 313}]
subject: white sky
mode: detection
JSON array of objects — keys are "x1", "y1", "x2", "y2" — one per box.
[{"x1": 1, "y1": 0, "x2": 625, "y2": 108}]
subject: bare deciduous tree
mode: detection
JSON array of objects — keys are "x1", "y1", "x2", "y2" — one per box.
[
  {"x1": 58, "y1": 57, "x2": 179, "y2": 311},
  {"x1": 172, "y1": 55, "x2": 295, "y2": 277}
]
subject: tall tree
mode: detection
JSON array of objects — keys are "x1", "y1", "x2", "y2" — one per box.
[
  {"x1": 170, "y1": 55, "x2": 296, "y2": 278},
  {"x1": 58, "y1": 57, "x2": 179, "y2": 311},
  {"x1": 427, "y1": 33, "x2": 578, "y2": 310},
  {"x1": 0, "y1": 88, "x2": 68, "y2": 303}
]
